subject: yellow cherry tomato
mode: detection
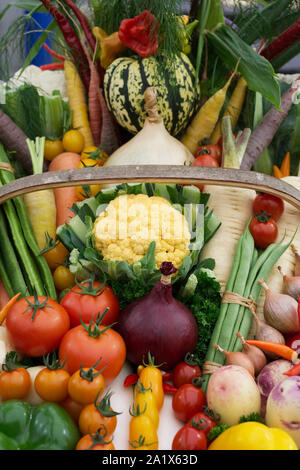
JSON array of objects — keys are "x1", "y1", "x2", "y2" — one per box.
[
  {"x1": 53, "y1": 265, "x2": 75, "y2": 291},
  {"x1": 81, "y1": 146, "x2": 98, "y2": 159},
  {"x1": 44, "y1": 139, "x2": 64, "y2": 161},
  {"x1": 138, "y1": 365, "x2": 164, "y2": 411},
  {"x1": 208, "y1": 422, "x2": 298, "y2": 450},
  {"x1": 62, "y1": 130, "x2": 85, "y2": 154},
  {"x1": 134, "y1": 382, "x2": 159, "y2": 429},
  {"x1": 129, "y1": 414, "x2": 158, "y2": 450},
  {"x1": 80, "y1": 146, "x2": 109, "y2": 167}
]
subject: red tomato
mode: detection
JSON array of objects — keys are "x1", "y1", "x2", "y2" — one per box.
[
  {"x1": 253, "y1": 193, "x2": 284, "y2": 222},
  {"x1": 60, "y1": 281, "x2": 119, "y2": 328},
  {"x1": 193, "y1": 155, "x2": 220, "y2": 168},
  {"x1": 187, "y1": 408, "x2": 218, "y2": 437},
  {"x1": 6, "y1": 296, "x2": 70, "y2": 357},
  {"x1": 194, "y1": 145, "x2": 222, "y2": 164},
  {"x1": 249, "y1": 212, "x2": 278, "y2": 250},
  {"x1": 172, "y1": 358, "x2": 201, "y2": 389},
  {"x1": 172, "y1": 383, "x2": 206, "y2": 423},
  {"x1": 58, "y1": 322, "x2": 126, "y2": 385},
  {"x1": 172, "y1": 424, "x2": 207, "y2": 450}
]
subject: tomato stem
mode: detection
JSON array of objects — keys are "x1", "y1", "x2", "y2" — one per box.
[
  {"x1": 95, "y1": 388, "x2": 121, "y2": 417},
  {"x1": 23, "y1": 290, "x2": 54, "y2": 321},
  {"x1": 79, "y1": 356, "x2": 106, "y2": 382}
]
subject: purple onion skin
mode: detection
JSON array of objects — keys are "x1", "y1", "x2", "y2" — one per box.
[{"x1": 115, "y1": 279, "x2": 199, "y2": 370}]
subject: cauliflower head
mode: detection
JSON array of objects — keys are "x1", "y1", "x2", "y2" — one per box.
[{"x1": 92, "y1": 194, "x2": 191, "y2": 269}]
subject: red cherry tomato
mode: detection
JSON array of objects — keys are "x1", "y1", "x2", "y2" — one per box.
[
  {"x1": 60, "y1": 280, "x2": 119, "y2": 328},
  {"x1": 187, "y1": 408, "x2": 218, "y2": 437},
  {"x1": 194, "y1": 145, "x2": 222, "y2": 164},
  {"x1": 172, "y1": 383, "x2": 206, "y2": 423},
  {"x1": 193, "y1": 155, "x2": 220, "y2": 168},
  {"x1": 172, "y1": 355, "x2": 201, "y2": 388},
  {"x1": 249, "y1": 212, "x2": 278, "y2": 250},
  {"x1": 172, "y1": 424, "x2": 207, "y2": 450},
  {"x1": 253, "y1": 193, "x2": 284, "y2": 222}
]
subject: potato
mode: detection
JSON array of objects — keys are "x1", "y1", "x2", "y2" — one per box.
[
  {"x1": 256, "y1": 359, "x2": 292, "y2": 417},
  {"x1": 265, "y1": 376, "x2": 300, "y2": 448},
  {"x1": 207, "y1": 365, "x2": 261, "y2": 426}
]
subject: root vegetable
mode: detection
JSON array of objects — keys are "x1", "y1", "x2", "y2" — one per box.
[
  {"x1": 236, "y1": 332, "x2": 267, "y2": 376},
  {"x1": 213, "y1": 343, "x2": 255, "y2": 377},
  {"x1": 206, "y1": 365, "x2": 261, "y2": 426}
]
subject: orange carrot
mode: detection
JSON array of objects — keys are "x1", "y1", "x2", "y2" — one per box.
[
  {"x1": 0, "y1": 292, "x2": 21, "y2": 325},
  {"x1": 0, "y1": 279, "x2": 10, "y2": 310},
  {"x1": 245, "y1": 339, "x2": 298, "y2": 363},
  {"x1": 273, "y1": 165, "x2": 283, "y2": 178},
  {"x1": 280, "y1": 151, "x2": 290, "y2": 177},
  {"x1": 48, "y1": 152, "x2": 82, "y2": 227}
]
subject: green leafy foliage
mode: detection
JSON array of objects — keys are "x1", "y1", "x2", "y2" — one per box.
[
  {"x1": 239, "y1": 413, "x2": 264, "y2": 424},
  {"x1": 207, "y1": 424, "x2": 230, "y2": 441}
]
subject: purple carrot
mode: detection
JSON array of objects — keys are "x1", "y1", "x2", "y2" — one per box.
[
  {"x1": 98, "y1": 90, "x2": 120, "y2": 155},
  {"x1": 261, "y1": 17, "x2": 300, "y2": 62},
  {"x1": 62, "y1": 0, "x2": 96, "y2": 52},
  {"x1": 240, "y1": 77, "x2": 300, "y2": 171},
  {"x1": 39, "y1": 0, "x2": 90, "y2": 91}
]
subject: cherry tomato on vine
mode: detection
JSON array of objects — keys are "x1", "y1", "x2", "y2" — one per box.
[
  {"x1": 53, "y1": 265, "x2": 75, "y2": 291},
  {"x1": 75, "y1": 426, "x2": 115, "y2": 450},
  {"x1": 79, "y1": 389, "x2": 119, "y2": 436},
  {"x1": 172, "y1": 355, "x2": 201, "y2": 389},
  {"x1": 249, "y1": 211, "x2": 278, "y2": 250},
  {"x1": 44, "y1": 139, "x2": 64, "y2": 161},
  {"x1": 62, "y1": 129, "x2": 85, "y2": 154},
  {"x1": 194, "y1": 145, "x2": 222, "y2": 164},
  {"x1": 68, "y1": 361, "x2": 106, "y2": 405},
  {"x1": 172, "y1": 382, "x2": 206, "y2": 423},
  {"x1": 172, "y1": 424, "x2": 207, "y2": 450},
  {"x1": 253, "y1": 193, "x2": 284, "y2": 222},
  {"x1": 43, "y1": 241, "x2": 69, "y2": 271}
]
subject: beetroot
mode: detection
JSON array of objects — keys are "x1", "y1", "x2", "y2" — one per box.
[{"x1": 116, "y1": 262, "x2": 198, "y2": 370}]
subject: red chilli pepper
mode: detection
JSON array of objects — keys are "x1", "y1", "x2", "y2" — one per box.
[
  {"x1": 118, "y1": 10, "x2": 160, "y2": 58},
  {"x1": 43, "y1": 43, "x2": 65, "y2": 62},
  {"x1": 163, "y1": 382, "x2": 178, "y2": 395},
  {"x1": 39, "y1": 0, "x2": 90, "y2": 91},
  {"x1": 284, "y1": 361, "x2": 300, "y2": 377},
  {"x1": 123, "y1": 373, "x2": 139, "y2": 387},
  {"x1": 40, "y1": 63, "x2": 65, "y2": 71}
]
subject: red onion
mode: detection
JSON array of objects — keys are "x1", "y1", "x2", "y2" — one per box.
[{"x1": 116, "y1": 262, "x2": 199, "y2": 370}]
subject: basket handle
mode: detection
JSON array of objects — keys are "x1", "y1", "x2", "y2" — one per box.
[{"x1": 0, "y1": 165, "x2": 300, "y2": 210}]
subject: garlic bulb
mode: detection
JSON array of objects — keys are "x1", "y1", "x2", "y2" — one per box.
[{"x1": 104, "y1": 87, "x2": 194, "y2": 168}]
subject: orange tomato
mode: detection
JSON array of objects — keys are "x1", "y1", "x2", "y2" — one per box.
[
  {"x1": 53, "y1": 265, "x2": 75, "y2": 291},
  {"x1": 44, "y1": 140, "x2": 64, "y2": 161},
  {"x1": 63, "y1": 130, "x2": 85, "y2": 154},
  {"x1": 68, "y1": 366, "x2": 105, "y2": 405},
  {"x1": 78, "y1": 390, "x2": 118, "y2": 436},
  {"x1": 60, "y1": 396, "x2": 84, "y2": 424},
  {"x1": 76, "y1": 432, "x2": 115, "y2": 450},
  {"x1": 34, "y1": 368, "x2": 70, "y2": 402},
  {"x1": 43, "y1": 241, "x2": 69, "y2": 271},
  {"x1": 0, "y1": 368, "x2": 31, "y2": 400}
]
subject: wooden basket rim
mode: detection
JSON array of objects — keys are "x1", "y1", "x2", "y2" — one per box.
[{"x1": 0, "y1": 165, "x2": 300, "y2": 210}]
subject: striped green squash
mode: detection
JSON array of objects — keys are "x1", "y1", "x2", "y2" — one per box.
[{"x1": 104, "y1": 53, "x2": 200, "y2": 137}]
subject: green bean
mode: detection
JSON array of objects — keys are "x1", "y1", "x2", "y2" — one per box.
[
  {"x1": 0, "y1": 208, "x2": 28, "y2": 296},
  {"x1": 0, "y1": 249, "x2": 15, "y2": 299},
  {"x1": 1, "y1": 198, "x2": 45, "y2": 296}
]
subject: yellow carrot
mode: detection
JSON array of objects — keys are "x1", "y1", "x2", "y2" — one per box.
[
  {"x1": 273, "y1": 164, "x2": 283, "y2": 179},
  {"x1": 181, "y1": 64, "x2": 239, "y2": 154},
  {"x1": 64, "y1": 60, "x2": 94, "y2": 147},
  {"x1": 210, "y1": 76, "x2": 248, "y2": 145},
  {"x1": 280, "y1": 151, "x2": 290, "y2": 177}
]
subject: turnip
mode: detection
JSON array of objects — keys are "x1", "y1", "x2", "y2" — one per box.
[
  {"x1": 256, "y1": 359, "x2": 292, "y2": 417},
  {"x1": 206, "y1": 365, "x2": 261, "y2": 426},
  {"x1": 265, "y1": 376, "x2": 300, "y2": 448}
]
